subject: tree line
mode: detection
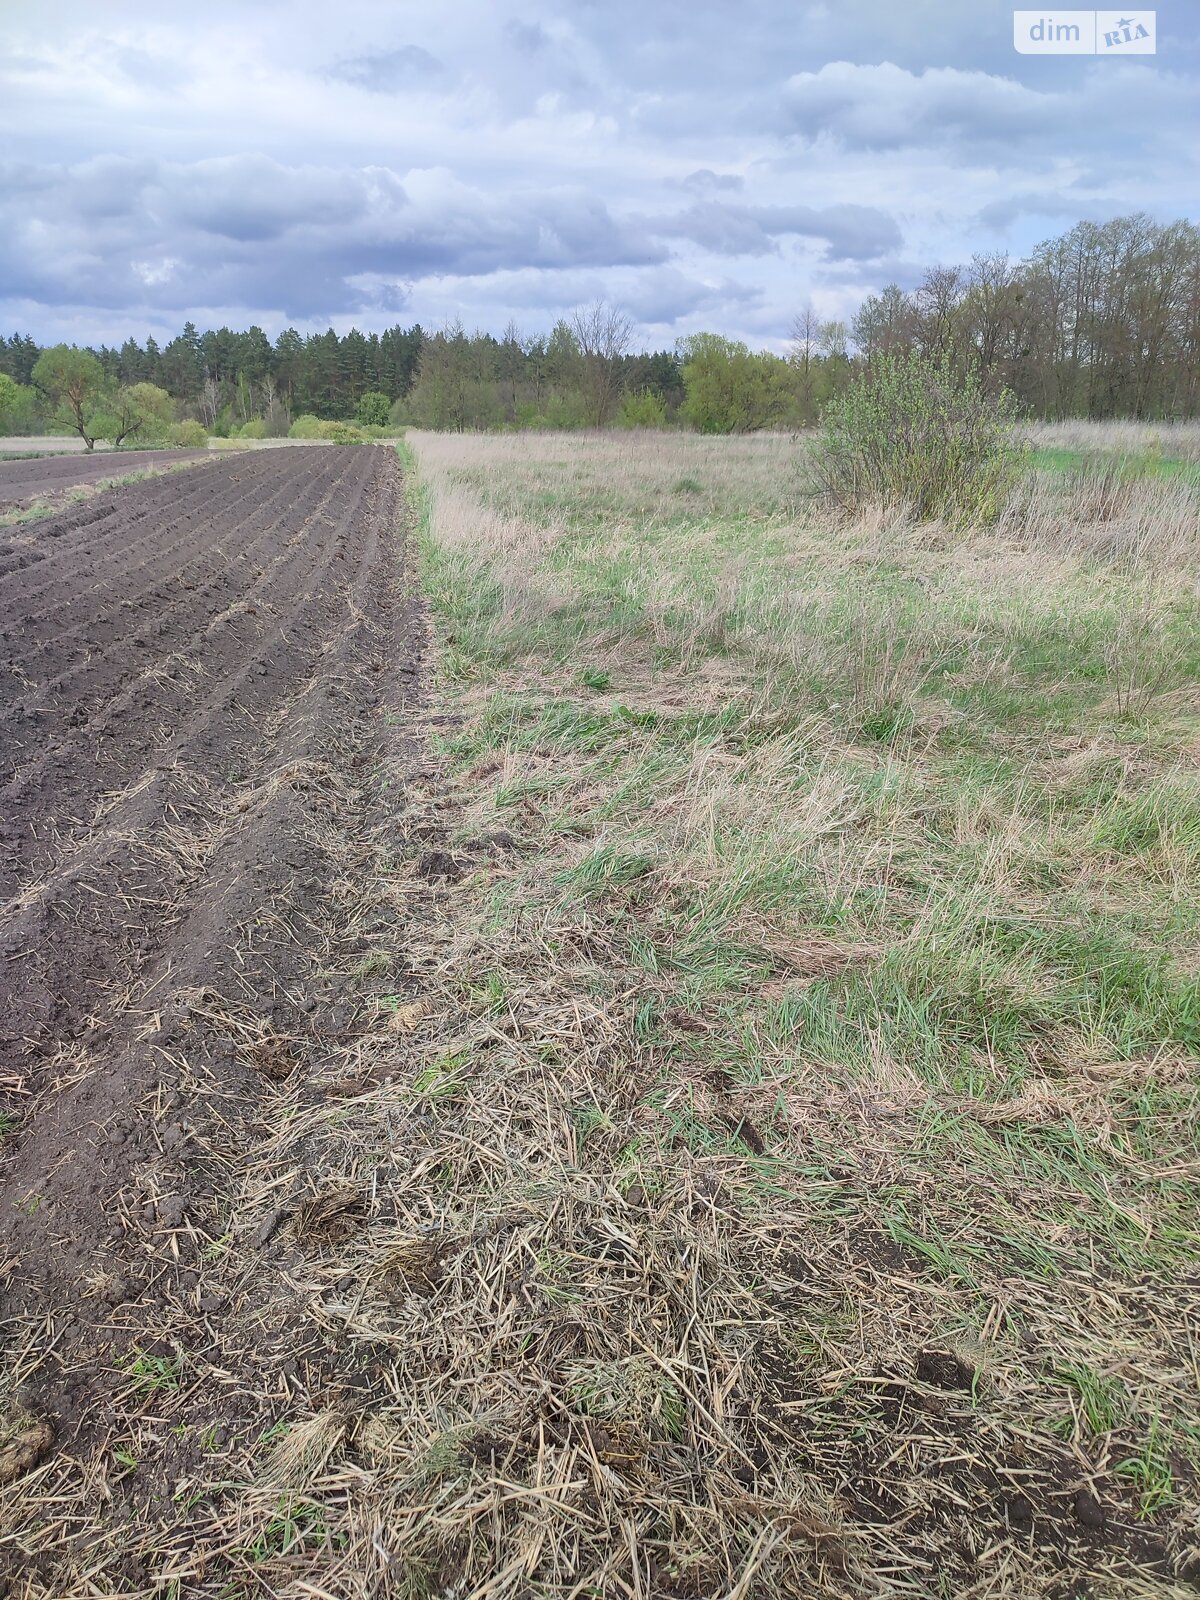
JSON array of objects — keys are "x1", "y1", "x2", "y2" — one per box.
[
  {"x1": 1, "y1": 214, "x2": 1196, "y2": 442},
  {"x1": 850, "y1": 215, "x2": 1200, "y2": 420}
]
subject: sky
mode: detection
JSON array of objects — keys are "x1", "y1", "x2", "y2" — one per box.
[{"x1": 1, "y1": 0, "x2": 1197, "y2": 352}]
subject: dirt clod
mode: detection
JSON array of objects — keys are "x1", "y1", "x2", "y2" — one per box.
[
  {"x1": 915, "y1": 1348, "x2": 976, "y2": 1391},
  {"x1": 0, "y1": 1419, "x2": 54, "y2": 1487}
]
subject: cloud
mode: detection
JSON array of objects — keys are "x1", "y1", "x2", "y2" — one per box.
[
  {"x1": 781, "y1": 61, "x2": 1059, "y2": 149},
  {"x1": 168, "y1": 157, "x2": 383, "y2": 242},
  {"x1": 778, "y1": 58, "x2": 1192, "y2": 156},
  {"x1": 0, "y1": 0, "x2": 1194, "y2": 348},
  {"x1": 652, "y1": 201, "x2": 901, "y2": 261},
  {"x1": 623, "y1": 269, "x2": 763, "y2": 326},
  {"x1": 975, "y1": 191, "x2": 1104, "y2": 230},
  {"x1": 681, "y1": 169, "x2": 744, "y2": 194},
  {"x1": 327, "y1": 45, "x2": 447, "y2": 93},
  {"x1": 0, "y1": 155, "x2": 666, "y2": 322},
  {"x1": 505, "y1": 20, "x2": 551, "y2": 55}
]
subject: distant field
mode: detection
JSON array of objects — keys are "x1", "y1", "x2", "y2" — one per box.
[
  {"x1": 0, "y1": 435, "x2": 185, "y2": 456},
  {"x1": 0, "y1": 447, "x2": 209, "y2": 509},
  {"x1": 1029, "y1": 445, "x2": 1200, "y2": 485},
  {"x1": 1028, "y1": 418, "x2": 1200, "y2": 463}
]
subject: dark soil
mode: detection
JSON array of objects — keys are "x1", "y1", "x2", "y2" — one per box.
[
  {"x1": 0, "y1": 448, "x2": 209, "y2": 508},
  {"x1": 0, "y1": 445, "x2": 423, "y2": 1594}
]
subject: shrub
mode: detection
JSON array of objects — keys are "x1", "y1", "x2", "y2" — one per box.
[
  {"x1": 619, "y1": 389, "x2": 668, "y2": 429},
  {"x1": 318, "y1": 420, "x2": 367, "y2": 444},
  {"x1": 168, "y1": 420, "x2": 208, "y2": 447},
  {"x1": 810, "y1": 352, "x2": 1023, "y2": 527},
  {"x1": 289, "y1": 414, "x2": 323, "y2": 439},
  {"x1": 356, "y1": 391, "x2": 392, "y2": 428},
  {"x1": 541, "y1": 392, "x2": 586, "y2": 431},
  {"x1": 238, "y1": 419, "x2": 266, "y2": 439}
]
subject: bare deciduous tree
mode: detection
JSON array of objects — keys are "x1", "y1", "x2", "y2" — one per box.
[
  {"x1": 790, "y1": 305, "x2": 822, "y2": 422},
  {"x1": 913, "y1": 265, "x2": 964, "y2": 360},
  {"x1": 569, "y1": 300, "x2": 632, "y2": 426},
  {"x1": 819, "y1": 320, "x2": 849, "y2": 361},
  {"x1": 789, "y1": 305, "x2": 820, "y2": 374},
  {"x1": 258, "y1": 373, "x2": 290, "y2": 436},
  {"x1": 199, "y1": 375, "x2": 221, "y2": 430}
]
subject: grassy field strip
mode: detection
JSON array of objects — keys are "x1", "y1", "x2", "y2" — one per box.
[
  {"x1": 1027, "y1": 420, "x2": 1200, "y2": 464},
  {"x1": 1028, "y1": 447, "x2": 1200, "y2": 486},
  {"x1": 361, "y1": 426, "x2": 1200, "y2": 1596}
]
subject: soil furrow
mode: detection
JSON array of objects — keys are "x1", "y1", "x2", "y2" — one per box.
[
  {"x1": 0, "y1": 449, "x2": 337, "y2": 683},
  {"x1": 0, "y1": 451, "x2": 419, "y2": 1597},
  {"x1": 0, "y1": 449, "x2": 209, "y2": 508},
  {"x1": 0, "y1": 452, "x2": 373, "y2": 887},
  {"x1": 0, "y1": 449, "x2": 361, "y2": 765},
  {"x1": 0, "y1": 451, "x2": 381, "y2": 919}
]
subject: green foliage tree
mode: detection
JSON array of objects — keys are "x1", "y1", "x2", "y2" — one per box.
[
  {"x1": 810, "y1": 351, "x2": 1022, "y2": 527},
  {"x1": 679, "y1": 334, "x2": 797, "y2": 433},
  {"x1": 120, "y1": 382, "x2": 174, "y2": 442},
  {"x1": 161, "y1": 321, "x2": 204, "y2": 400},
  {"x1": 0, "y1": 378, "x2": 41, "y2": 435},
  {"x1": 31, "y1": 345, "x2": 110, "y2": 449},
  {"x1": 356, "y1": 390, "x2": 392, "y2": 428},
  {"x1": 0, "y1": 372, "x2": 18, "y2": 432},
  {"x1": 86, "y1": 381, "x2": 176, "y2": 448}
]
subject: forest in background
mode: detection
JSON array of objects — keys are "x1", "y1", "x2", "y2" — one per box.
[{"x1": 2, "y1": 214, "x2": 1198, "y2": 439}]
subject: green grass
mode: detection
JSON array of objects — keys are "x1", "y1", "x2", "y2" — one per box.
[
  {"x1": 399, "y1": 427, "x2": 1200, "y2": 1582},
  {"x1": 124, "y1": 1350, "x2": 182, "y2": 1393},
  {"x1": 1029, "y1": 445, "x2": 1200, "y2": 485},
  {"x1": 412, "y1": 431, "x2": 1200, "y2": 1086}
]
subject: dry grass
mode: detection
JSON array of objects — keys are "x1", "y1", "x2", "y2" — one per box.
[{"x1": 360, "y1": 426, "x2": 1200, "y2": 1595}]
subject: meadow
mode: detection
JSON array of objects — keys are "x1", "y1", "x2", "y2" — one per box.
[{"x1": 385, "y1": 420, "x2": 1200, "y2": 1595}]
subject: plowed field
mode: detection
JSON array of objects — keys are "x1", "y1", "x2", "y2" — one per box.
[
  {"x1": 0, "y1": 448, "x2": 210, "y2": 508},
  {"x1": 0, "y1": 445, "x2": 421, "y2": 1593}
]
